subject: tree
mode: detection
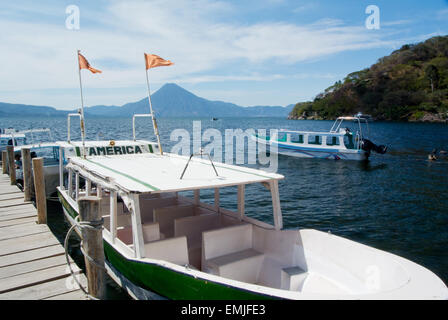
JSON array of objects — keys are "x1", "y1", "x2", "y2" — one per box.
[{"x1": 425, "y1": 64, "x2": 439, "y2": 93}]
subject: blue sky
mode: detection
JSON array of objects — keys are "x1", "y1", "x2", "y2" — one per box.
[{"x1": 0, "y1": 0, "x2": 447, "y2": 110}]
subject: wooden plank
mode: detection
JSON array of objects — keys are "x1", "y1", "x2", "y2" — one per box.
[
  {"x1": 0, "y1": 186, "x2": 21, "y2": 195},
  {"x1": 0, "y1": 272, "x2": 87, "y2": 300},
  {"x1": 0, "y1": 211, "x2": 36, "y2": 222},
  {"x1": 0, "y1": 192, "x2": 23, "y2": 200},
  {"x1": 0, "y1": 244, "x2": 64, "y2": 267},
  {"x1": 0, "y1": 217, "x2": 36, "y2": 227},
  {"x1": 0, "y1": 254, "x2": 68, "y2": 279},
  {"x1": 0, "y1": 203, "x2": 36, "y2": 213},
  {"x1": 0, "y1": 232, "x2": 60, "y2": 256},
  {"x1": 44, "y1": 288, "x2": 88, "y2": 300},
  {"x1": 0, "y1": 198, "x2": 32, "y2": 208},
  {"x1": 0, "y1": 223, "x2": 49, "y2": 241},
  {"x1": 0, "y1": 262, "x2": 81, "y2": 293}
]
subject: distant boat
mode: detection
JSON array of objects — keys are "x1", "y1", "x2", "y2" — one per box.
[
  {"x1": 252, "y1": 116, "x2": 387, "y2": 161},
  {"x1": 353, "y1": 112, "x2": 373, "y2": 121},
  {"x1": 1, "y1": 128, "x2": 52, "y2": 158},
  {"x1": 211, "y1": 117, "x2": 219, "y2": 121}
]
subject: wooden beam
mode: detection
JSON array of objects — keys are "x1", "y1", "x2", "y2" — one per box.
[
  {"x1": 21, "y1": 148, "x2": 32, "y2": 202},
  {"x1": 78, "y1": 196, "x2": 105, "y2": 299},
  {"x1": 32, "y1": 157, "x2": 47, "y2": 224},
  {"x1": 6, "y1": 146, "x2": 16, "y2": 185},
  {"x1": 2, "y1": 151, "x2": 7, "y2": 174}
]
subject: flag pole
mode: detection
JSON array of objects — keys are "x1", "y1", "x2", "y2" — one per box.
[
  {"x1": 145, "y1": 66, "x2": 164, "y2": 155},
  {"x1": 77, "y1": 50, "x2": 87, "y2": 159}
]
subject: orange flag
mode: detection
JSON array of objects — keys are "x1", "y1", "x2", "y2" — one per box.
[
  {"x1": 78, "y1": 52, "x2": 102, "y2": 74},
  {"x1": 144, "y1": 53, "x2": 174, "y2": 70}
]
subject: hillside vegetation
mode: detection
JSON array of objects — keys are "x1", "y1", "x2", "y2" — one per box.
[{"x1": 289, "y1": 35, "x2": 448, "y2": 122}]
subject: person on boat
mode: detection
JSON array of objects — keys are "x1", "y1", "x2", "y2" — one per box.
[
  {"x1": 428, "y1": 149, "x2": 437, "y2": 161},
  {"x1": 14, "y1": 154, "x2": 22, "y2": 169}
]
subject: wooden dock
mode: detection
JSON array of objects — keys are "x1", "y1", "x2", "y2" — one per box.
[{"x1": 0, "y1": 169, "x2": 88, "y2": 300}]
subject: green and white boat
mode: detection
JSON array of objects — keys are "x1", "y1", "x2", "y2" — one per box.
[{"x1": 56, "y1": 146, "x2": 448, "y2": 300}]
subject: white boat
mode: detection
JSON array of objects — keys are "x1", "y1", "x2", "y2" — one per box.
[
  {"x1": 12, "y1": 113, "x2": 159, "y2": 198},
  {"x1": 0, "y1": 128, "x2": 52, "y2": 158},
  {"x1": 56, "y1": 143, "x2": 447, "y2": 299},
  {"x1": 354, "y1": 112, "x2": 373, "y2": 121},
  {"x1": 252, "y1": 116, "x2": 387, "y2": 161}
]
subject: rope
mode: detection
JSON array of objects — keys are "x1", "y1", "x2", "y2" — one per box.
[{"x1": 64, "y1": 215, "x2": 105, "y2": 300}]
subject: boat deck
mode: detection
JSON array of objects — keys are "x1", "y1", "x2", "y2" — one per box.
[{"x1": 0, "y1": 170, "x2": 87, "y2": 300}]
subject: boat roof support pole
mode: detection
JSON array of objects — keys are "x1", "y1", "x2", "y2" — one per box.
[
  {"x1": 194, "y1": 190, "x2": 200, "y2": 205},
  {"x1": 270, "y1": 180, "x2": 283, "y2": 230},
  {"x1": 110, "y1": 191, "x2": 117, "y2": 244},
  {"x1": 86, "y1": 179, "x2": 91, "y2": 196},
  {"x1": 59, "y1": 146, "x2": 64, "y2": 189},
  {"x1": 214, "y1": 188, "x2": 220, "y2": 213},
  {"x1": 238, "y1": 184, "x2": 245, "y2": 221},
  {"x1": 130, "y1": 194, "x2": 145, "y2": 259},
  {"x1": 68, "y1": 168, "x2": 73, "y2": 198},
  {"x1": 75, "y1": 172, "x2": 79, "y2": 201}
]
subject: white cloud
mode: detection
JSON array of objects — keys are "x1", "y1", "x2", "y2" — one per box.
[{"x1": 0, "y1": 0, "x2": 408, "y2": 108}]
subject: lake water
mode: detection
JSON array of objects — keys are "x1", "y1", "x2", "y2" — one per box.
[{"x1": 2, "y1": 116, "x2": 447, "y2": 296}]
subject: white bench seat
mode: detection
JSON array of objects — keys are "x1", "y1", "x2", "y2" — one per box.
[
  {"x1": 202, "y1": 224, "x2": 265, "y2": 284},
  {"x1": 205, "y1": 248, "x2": 264, "y2": 284},
  {"x1": 144, "y1": 236, "x2": 189, "y2": 266}
]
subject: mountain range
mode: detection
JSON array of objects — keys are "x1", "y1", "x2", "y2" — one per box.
[{"x1": 0, "y1": 83, "x2": 293, "y2": 118}]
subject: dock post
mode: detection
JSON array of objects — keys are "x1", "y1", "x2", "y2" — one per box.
[
  {"x1": 32, "y1": 157, "x2": 47, "y2": 224},
  {"x1": 78, "y1": 196, "x2": 105, "y2": 300},
  {"x1": 22, "y1": 148, "x2": 32, "y2": 201},
  {"x1": 1, "y1": 151, "x2": 7, "y2": 174},
  {"x1": 6, "y1": 146, "x2": 16, "y2": 185}
]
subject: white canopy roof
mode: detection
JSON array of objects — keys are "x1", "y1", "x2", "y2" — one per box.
[
  {"x1": 68, "y1": 153, "x2": 284, "y2": 194},
  {"x1": 56, "y1": 139, "x2": 155, "y2": 148}
]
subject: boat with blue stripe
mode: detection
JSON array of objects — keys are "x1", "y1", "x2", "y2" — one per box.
[{"x1": 252, "y1": 116, "x2": 387, "y2": 161}]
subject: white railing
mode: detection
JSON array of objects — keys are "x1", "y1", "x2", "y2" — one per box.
[
  {"x1": 67, "y1": 112, "x2": 82, "y2": 143},
  {"x1": 132, "y1": 114, "x2": 153, "y2": 141}
]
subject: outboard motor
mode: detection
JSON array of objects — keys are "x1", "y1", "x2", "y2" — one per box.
[{"x1": 361, "y1": 139, "x2": 387, "y2": 155}]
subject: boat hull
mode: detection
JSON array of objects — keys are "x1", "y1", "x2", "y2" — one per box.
[
  {"x1": 57, "y1": 189, "x2": 275, "y2": 300},
  {"x1": 57, "y1": 188, "x2": 448, "y2": 300},
  {"x1": 256, "y1": 138, "x2": 369, "y2": 161}
]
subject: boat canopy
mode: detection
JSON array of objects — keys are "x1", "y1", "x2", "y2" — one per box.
[
  {"x1": 336, "y1": 116, "x2": 368, "y2": 122},
  {"x1": 67, "y1": 153, "x2": 284, "y2": 194}
]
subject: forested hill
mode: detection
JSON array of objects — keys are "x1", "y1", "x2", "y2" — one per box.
[{"x1": 289, "y1": 35, "x2": 448, "y2": 122}]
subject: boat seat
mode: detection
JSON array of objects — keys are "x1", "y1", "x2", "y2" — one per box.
[
  {"x1": 116, "y1": 225, "x2": 133, "y2": 245},
  {"x1": 291, "y1": 136, "x2": 303, "y2": 143},
  {"x1": 174, "y1": 213, "x2": 223, "y2": 268},
  {"x1": 144, "y1": 236, "x2": 189, "y2": 266},
  {"x1": 308, "y1": 136, "x2": 321, "y2": 145},
  {"x1": 205, "y1": 248, "x2": 264, "y2": 284},
  {"x1": 277, "y1": 135, "x2": 287, "y2": 142},
  {"x1": 281, "y1": 266, "x2": 308, "y2": 291},
  {"x1": 153, "y1": 204, "x2": 196, "y2": 238},
  {"x1": 327, "y1": 136, "x2": 339, "y2": 146},
  {"x1": 142, "y1": 222, "x2": 162, "y2": 243},
  {"x1": 139, "y1": 196, "x2": 180, "y2": 223},
  {"x1": 202, "y1": 224, "x2": 264, "y2": 284}
]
